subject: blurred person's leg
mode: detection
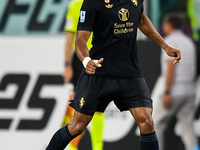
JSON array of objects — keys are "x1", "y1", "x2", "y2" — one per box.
[
  {"x1": 90, "y1": 112, "x2": 105, "y2": 150},
  {"x1": 154, "y1": 97, "x2": 178, "y2": 150},
  {"x1": 176, "y1": 96, "x2": 199, "y2": 150},
  {"x1": 62, "y1": 96, "x2": 74, "y2": 127}
]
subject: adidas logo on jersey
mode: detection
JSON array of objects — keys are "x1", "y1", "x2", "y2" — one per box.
[{"x1": 106, "y1": 4, "x2": 113, "y2": 8}]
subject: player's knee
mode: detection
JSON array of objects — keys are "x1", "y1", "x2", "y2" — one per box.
[
  {"x1": 71, "y1": 123, "x2": 85, "y2": 136},
  {"x1": 139, "y1": 116, "x2": 154, "y2": 133},
  {"x1": 75, "y1": 124, "x2": 85, "y2": 135},
  {"x1": 144, "y1": 118, "x2": 154, "y2": 131}
]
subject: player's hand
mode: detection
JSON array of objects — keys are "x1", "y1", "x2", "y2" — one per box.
[
  {"x1": 162, "y1": 94, "x2": 171, "y2": 109},
  {"x1": 85, "y1": 58, "x2": 104, "y2": 74},
  {"x1": 62, "y1": 66, "x2": 73, "y2": 83},
  {"x1": 164, "y1": 46, "x2": 181, "y2": 65}
]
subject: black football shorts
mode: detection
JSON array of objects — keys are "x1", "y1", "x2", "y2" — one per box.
[{"x1": 69, "y1": 74, "x2": 152, "y2": 116}]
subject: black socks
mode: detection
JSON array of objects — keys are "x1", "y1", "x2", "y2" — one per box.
[
  {"x1": 46, "y1": 124, "x2": 75, "y2": 150},
  {"x1": 140, "y1": 131, "x2": 159, "y2": 150},
  {"x1": 46, "y1": 125, "x2": 159, "y2": 150}
]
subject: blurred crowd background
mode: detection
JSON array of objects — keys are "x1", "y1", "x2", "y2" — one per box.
[{"x1": 0, "y1": 0, "x2": 200, "y2": 40}]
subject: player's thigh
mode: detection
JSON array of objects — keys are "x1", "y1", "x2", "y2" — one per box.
[{"x1": 129, "y1": 107, "x2": 154, "y2": 133}]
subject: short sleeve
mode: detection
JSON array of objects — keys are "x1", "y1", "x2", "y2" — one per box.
[
  {"x1": 77, "y1": 0, "x2": 96, "y2": 32},
  {"x1": 64, "y1": 1, "x2": 81, "y2": 33}
]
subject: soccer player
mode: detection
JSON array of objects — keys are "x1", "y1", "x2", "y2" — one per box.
[
  {"x1": 62, "y1": 0, "x2": 105, "y2": 150},
  {"x1": 46, "y1": 0, "x2": 181, "y2": 150}
]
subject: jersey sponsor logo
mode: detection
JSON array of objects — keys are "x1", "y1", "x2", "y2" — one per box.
[
  {"x1": 114, "y1": 9, "x2": 134, "y2": 34},
  {"x1": 105, "y1": 4, "x2": 113, "y2": 8},
  {"x1": 79, "y1": 97, "x2": 85, "y2": 108},
  {"x1": 104, "y1": 0, "x2": 110, "y2": 3},
  {"x1": 114, "y1": 27, "x2": 134, "y2": 34},
  {"x1": 80, "y1": 11, "x2": 86, "y2": 23},
  {"x1": 118, "y1": 8, "x2": 130, "y2": 21},
  {"x1": 131, "y1": 0, "x2": 138, "y2": 6}
]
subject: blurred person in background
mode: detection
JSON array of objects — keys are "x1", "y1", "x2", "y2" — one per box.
[
  {"x1": 159, "y1": 0, "x2": 200, "y2": 40},
  {"x1": 62, "y1": 0, "x2": 105, "y2": 150},
  {"x1": 154, "y1": 13, "x2": 199, "y2": 150}
]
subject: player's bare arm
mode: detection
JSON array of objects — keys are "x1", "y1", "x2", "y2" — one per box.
[
  {"x1": 76, "y1": 31, "x2": 103, "y2": 74},
  {"x1": 138, "y1": 12, "x2": 181, "y2": 64}
]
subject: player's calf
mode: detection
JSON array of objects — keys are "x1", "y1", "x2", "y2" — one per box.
[
  {"x1": 129, "y1": 108, "x2": 159, "y2": 150},
  {"x1": 46, "y1": 124, "x2": 75, "y2": 150}
]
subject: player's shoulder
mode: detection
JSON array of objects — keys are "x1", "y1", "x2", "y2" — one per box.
[{"x1": 81, "y1": 0, "x2": 102, "y2": 9}]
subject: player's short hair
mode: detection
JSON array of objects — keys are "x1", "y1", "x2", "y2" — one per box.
[{"x1": 164, "y1": 13, "x2": 183, "y2": 29}]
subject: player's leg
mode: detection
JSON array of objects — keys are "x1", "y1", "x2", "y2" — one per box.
[
  {"x1": 129, "y1": 107, "x2": 159, "y2": 150},
  {"x1": 114, "y1": 77, "x2": 158, "y2": 150},
  {"x1": 176, "y1": 96, "x2": 199, "y2": 150},
  {"x1": 90, "y1": 112, "x2": 105, "y2": 150},
  {"x1": 67, "y1": 53, "x2": 86, "y2": 150},
  {"x1": 62, "y1": 101, "x2": 84, "y2": 150},
  {"x1": 66, "y1": 75, "x2": 111, "y2": 150},
  {"x1": 46, "y1": 111, "x2": 93, "y2": 150}
]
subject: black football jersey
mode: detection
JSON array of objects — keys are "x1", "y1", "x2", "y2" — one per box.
[{"x1": 77, "y1": 0, "x2": 144, "y2": 78}]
